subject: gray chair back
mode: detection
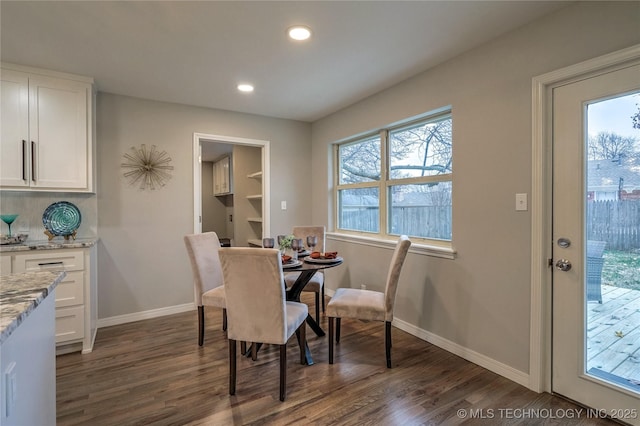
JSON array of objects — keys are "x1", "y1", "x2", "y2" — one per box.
[
  {"x1": 184, "y1": 232, "x2": 224, "y2": 306},
  {"x1": 218, "y1": 248, "x2": 289, "y2": 345},
  {"x1": 384, "y1": 235, "x2": 411, "y2": 321}
]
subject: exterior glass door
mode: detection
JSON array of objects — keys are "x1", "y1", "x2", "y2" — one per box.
[{"x1": 552, "y1": 63, "x2": 640, "y2": 424}]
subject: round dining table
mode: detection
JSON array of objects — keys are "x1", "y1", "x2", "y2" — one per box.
[
  {"x1": 284, "y1": 256, "x2": 344, "y2": 336},
  {"x1": 284, "y1": 255, "x2": 344, "y2": 365}
]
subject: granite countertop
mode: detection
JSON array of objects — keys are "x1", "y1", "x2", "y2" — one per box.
[
  {"x1": 0, "y1": 270, "x2": 66, "y2": 344},
  {"x1": 0, "y1": 237, "x2": 98, "y2": 253}
]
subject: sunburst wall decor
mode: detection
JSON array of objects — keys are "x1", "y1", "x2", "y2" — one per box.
[{"x1": 121, "y1": 144, "x2": 174, "y2": 190}]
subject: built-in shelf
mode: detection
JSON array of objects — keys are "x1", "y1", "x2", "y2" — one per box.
[
  {"x1": 244, "y1": 169, "x2": 263, "y2": 247},
  {"x1": 247, "y1": 239, "x2": 262, "y2": 247}
]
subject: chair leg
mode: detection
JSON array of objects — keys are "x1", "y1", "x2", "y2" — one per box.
[
  {"x1": 328, "y1": 317, "x2": 334, "y2": 364},
  {"x1": 222, "y1": 308, "x2": 228, "y2": 331},
  {"x1": 321, "y1": 286, "x2": 325, "y2": 313},
  {"x1": 229, "y1": 339, "x2": 237, "y2": 395},
  {"x1": 198, "y1": 306, "x2": 205, "y2": 346},
  {"x1": 336, "y1": 318, "x2": 341, "y2": 343},
  {"x1": 385, "y1": 321, "x2": 392, "y2": 369},
  {"x1": 314, "y1": 292, "x2": 320, "y2": 324},
  {"x1": 299, "y1": 323, "x2": 306, "y2": 365},
  {"x1": 279, "y1": 344, "x2": 287, "y2": 401},
  {"x1": 251, "y1": 342, "x2": 258, "y2": 361},
  {"x1": 240, "y1": 341, "x2": 247, "y2": 355}
]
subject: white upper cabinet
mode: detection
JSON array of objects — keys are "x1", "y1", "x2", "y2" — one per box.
[
  {"x1": 1, "y1": 64, "x2": 94, "y2": 192},
  {"x1": 213, "y1": 156, "x2": 232, "y2": 196},
  {"x1": 0, "y1": 69, "x2": 29, "y2": 188}
]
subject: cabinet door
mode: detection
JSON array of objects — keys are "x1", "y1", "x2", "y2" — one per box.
[
  {"x1": 54, "y1": 270, "x2": 85, "y2": 308},
  {"x1": 0, "y1": 70, "x2": 30, "y2": 187},
  {"x1": 213, "y1": 157, "x2": 230, "y2": 195},
  {"x1": 213, "y1": 156, "x2": 232, "y2": 195},
  {"x1": 213, "y1": 160, "x2": 221, "y2": 195},
  {"x1": 221, "y1": 156, "x2": 230, "y2": 193},
  {"x1": 55, "y1": 305, "x2": 85, "y2": 343},
  {"x1": 29, "y1": 75, "x2": 89, "y2": 190},
  {"x1": 1, "y1": 255, "x2": 12, "y2": 276}
]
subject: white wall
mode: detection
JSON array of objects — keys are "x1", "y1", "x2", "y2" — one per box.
[
  {"x1": 312, "y1": 2, "x2": 640, "y2": 375},
  {"x1": 96, "y1": 93, "x2": 310, "y2": 319}
]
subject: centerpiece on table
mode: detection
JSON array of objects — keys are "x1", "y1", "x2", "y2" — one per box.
[{"x1": 278, "y1": 234, "x2": 297, "y2": 262}]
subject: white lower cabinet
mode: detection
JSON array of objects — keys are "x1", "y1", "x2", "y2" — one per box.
[
  {"x1": 2, "y1": 246, "x2": 96, "y2": 354},
  {"x1": 0, "y1": 255, "x2": 10, "y2": 275},
  {"x1": 55, "y1": 305, "x2": 85, "y2": 344}
]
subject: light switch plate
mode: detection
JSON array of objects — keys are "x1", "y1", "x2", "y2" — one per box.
[
  {"x1": 516, "y1": 193, "x2": 528, "y2": 211},
  {"x1": 281, "y1": 201, "x2": 287, "y2": 210}
]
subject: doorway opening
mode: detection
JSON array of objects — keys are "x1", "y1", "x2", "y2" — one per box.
[{"x1": 192, "y1": 133, "x2": 270, "y2": 246}]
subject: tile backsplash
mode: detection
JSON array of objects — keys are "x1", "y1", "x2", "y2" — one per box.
[{"x1": 0, "y1": 192, "x2": 97, "y2": 241}]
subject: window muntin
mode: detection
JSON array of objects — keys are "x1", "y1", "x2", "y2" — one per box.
[{"x1": 336, "y1": 112, "x2": 452, "y2": 242}]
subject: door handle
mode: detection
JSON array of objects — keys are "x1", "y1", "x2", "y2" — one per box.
[{"x1": 555, "y1": 259, "x2": 572, "y2": 271}]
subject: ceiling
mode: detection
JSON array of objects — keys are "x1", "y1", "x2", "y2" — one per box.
[{"x1": 1, "y1": 1, "x2": 569, "y2": 123}]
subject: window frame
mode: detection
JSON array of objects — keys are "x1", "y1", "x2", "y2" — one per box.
[{"x1": 334, "y1": 110, "x2": 453, "y2": 248}]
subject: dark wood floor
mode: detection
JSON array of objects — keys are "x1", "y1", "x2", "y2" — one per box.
[{"x1": 57, "y1": 295, "x2": 616, "y2": 425}]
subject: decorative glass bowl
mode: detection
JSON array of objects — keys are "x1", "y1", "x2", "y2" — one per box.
[{"x1": 42, "y1": 201, "x2": 81, "y2": 240}]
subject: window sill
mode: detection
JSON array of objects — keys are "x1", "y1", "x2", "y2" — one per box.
[{"x1": 326, "y1": 232, "x2": 456, "y2": 260}]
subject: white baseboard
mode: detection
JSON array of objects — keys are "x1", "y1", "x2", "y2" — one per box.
[
  {"x1": 81, "y1": 328, "x2": 98, "y2": 354},
  {"x1": 392, "y1": 317, "x2": 530, "y2": 388},
  {"x1": 325, "y1": 288, "x2": 529, "y2": 388},
  {"x1": 97, "y1": 303, "x2": 195, "y2": 328}
]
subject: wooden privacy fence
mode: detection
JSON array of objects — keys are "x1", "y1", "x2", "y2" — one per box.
[
  {"x1": 340, "y1": 201, "x2": 637, "y2": 249},
  {"x1": 587, "y1": 200, "x2": 640, "y2": 251},
  {"x1": 341, "y1": 205, "x2": 452, "y2": 240}
]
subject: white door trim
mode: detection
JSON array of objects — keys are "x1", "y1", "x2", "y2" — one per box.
[
  {"x1": 529, "y1": 44, "x2": 640, "y2": 393},
  {"x1": 192, "y1": 132, "x2": 270, "y2": 237}
]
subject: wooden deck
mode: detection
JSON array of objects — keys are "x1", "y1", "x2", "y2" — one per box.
[{"x1": 587, "y1": 284, "x2": 640, "y2": 389}]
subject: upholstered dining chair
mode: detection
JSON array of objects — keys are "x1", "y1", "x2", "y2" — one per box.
[
  {"x1": 284, "y1": 226, "x2": 326, "y2": 323},
  {"x1": 218, "y1": 247, "x2": 308, "y2": 401},
  {"x1": 184, "y1": 232, "x2": 227, "y2": 346},
  {"x1": 326, "y1": 235, "x2": 411, "y2": 368}
]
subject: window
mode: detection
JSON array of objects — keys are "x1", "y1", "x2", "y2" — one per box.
[{"x1": 336, "y1": 112, "x2": 452, "y2": 242}]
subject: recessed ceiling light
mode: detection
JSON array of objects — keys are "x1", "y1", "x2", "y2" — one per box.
[
  {"x1": 237, "y1": 84, "x2": 254, "y2": 93},
  {"x1": 287, "y1": 25, "x2": 312, "y2": 41}
]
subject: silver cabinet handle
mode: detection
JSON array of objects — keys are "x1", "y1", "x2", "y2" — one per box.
[
  {"x1": 22, "y1": 140, "x2": 27, "y2": 181},
  {"x1": 31, "y1": 141, "x2": 36, "y2": 182}
]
